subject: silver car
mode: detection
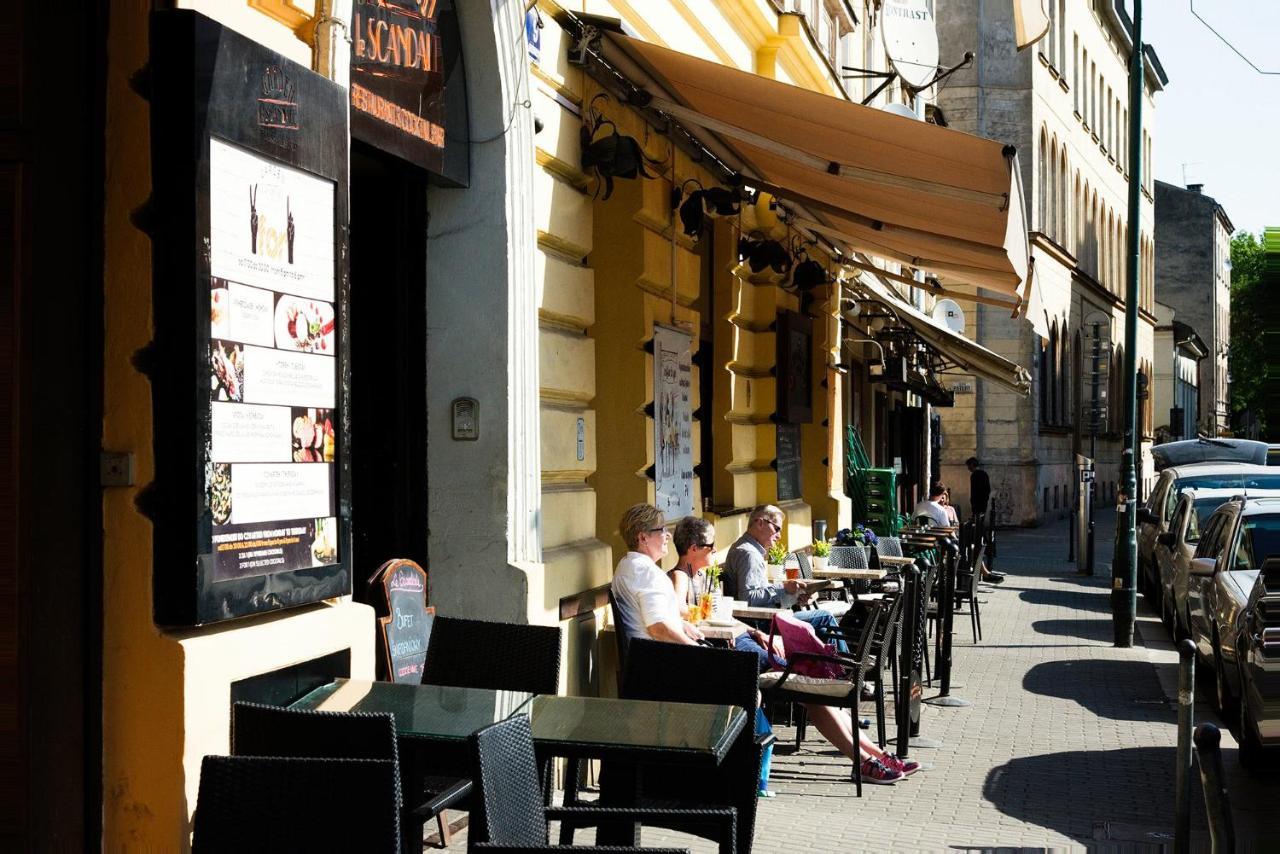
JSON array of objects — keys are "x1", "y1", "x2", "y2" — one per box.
[
  {"x1": 1157, "y1": 488, "x2": 1280, "y2": 638},
  {"x1": 1138, "y1": 464, "x2": 1280, "y2": 600},
  {"x1": 1187, "y1": 497, "x2": 1280, "y2": 716}
]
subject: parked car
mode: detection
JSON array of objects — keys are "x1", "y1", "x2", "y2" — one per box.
[
  {"x1": 1186, "y1": 497, "x2": 1280, "y2": 719},
  {"x1": 1234, "y1": 557, "x2": 1280, "y2": 769},
  {"x1": 1151, "y1": 437, "x2": 1269, "y2": 472},
  {"x1": 1137, "y1": 464, "x2": 1280, "y2": 599},
  {"x1": 1157, "y1": 489, "x2": 1262, "y2": 636}
]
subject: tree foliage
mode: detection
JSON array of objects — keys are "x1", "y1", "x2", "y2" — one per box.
[{"x1": 1229, "y1": 231, "x2": 1267, "y2": 436}]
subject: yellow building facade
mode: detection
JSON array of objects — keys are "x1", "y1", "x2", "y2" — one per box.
[{"x1": 9, "y1": 1, "x2": 1030, "y2": 848}]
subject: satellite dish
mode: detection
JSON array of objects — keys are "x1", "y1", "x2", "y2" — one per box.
[
  {"x1": 932, "y1": 299, "x2": 966, "y2": 334},
  {"x1": 880, "y1": 102, "x2": 919, "y2": 120},
  {"x1": 881, "y1": 0, "x2": 940, "y2": 90}
]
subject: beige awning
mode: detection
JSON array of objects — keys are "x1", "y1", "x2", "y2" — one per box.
[
  {"x1": 849, "y1": 277, "x2": 1033, "y2": 395},
  {"x1": 599, "y1": 34, "x2": 1034, "y2": 315}
]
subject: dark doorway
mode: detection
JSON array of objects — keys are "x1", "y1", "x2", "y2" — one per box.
[{"x1": 348, "y1": 144, "x2": 430, "y2": 603}]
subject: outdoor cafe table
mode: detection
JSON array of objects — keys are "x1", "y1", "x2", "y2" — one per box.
[
  {"x1": 877, "y1": 555, "x2": 917, "y2": 569},
  {"x1": 813, "y1": 566, "x2": 887, "y2": 581},
  {"x1": 290, "y1": 678, "x2": 747, "y2": 767}
]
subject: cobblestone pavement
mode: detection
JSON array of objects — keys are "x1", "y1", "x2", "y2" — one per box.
[{"x1": 437, "y1": 510, "x2": 1280, "y2": 852}]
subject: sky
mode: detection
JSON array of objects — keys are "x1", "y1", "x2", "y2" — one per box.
[{"x1": 1145, "y1": 1, "x2": 1280, "y2": 237}]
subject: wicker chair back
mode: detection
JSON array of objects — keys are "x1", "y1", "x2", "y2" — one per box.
[
  {"x1": 469, "y1": 715, "x2": 549, "y2": 848},
  {"x1": 423, "y1": 616, "x2": 562, "y2": 694},
  {"x1": 192, "y1": 755, "x2": 400, "y2": 853}
]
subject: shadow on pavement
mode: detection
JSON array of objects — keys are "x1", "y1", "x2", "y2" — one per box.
[
  {"x1": 1031, "y1": 618, "x2": 1114, "y2": 641},
  {"x1": 1022, "y1": 659, "x2": 1171, "y2": 722},
  {"x1": 1018, "y1": 587, "x2": 1111, "y2": 612},
  {"x1": 981, "y1": 746, "x2": 1195, "y2": 846}
]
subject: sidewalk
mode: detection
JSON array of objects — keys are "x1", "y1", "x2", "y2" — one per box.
[{"x1": 443, "y1": 511, "x2": 1279, "y2": 851}]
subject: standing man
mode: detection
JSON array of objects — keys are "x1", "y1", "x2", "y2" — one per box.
[
  {"x1": 723, "y1": 505, "x2": 843, "y2": 644},
  {"x1": 966, "y1": 457, "x2": 991, "y2": 521}
]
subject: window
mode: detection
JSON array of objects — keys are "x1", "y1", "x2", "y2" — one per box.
[
  {"x1": 1231, "y1": 515, "x2": 1280, "y2": 572},
  {"x1": 1194, "y1": 514, "x2": 1225, "y2": 559}
]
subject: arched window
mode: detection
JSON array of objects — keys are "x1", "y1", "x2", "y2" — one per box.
[
  {"x1": 1045, "y1": 321, "x2": 1059, "y2": 426},
  {"x1": 1059, "y1": 152, "x2": 1069, "y2": 247},
  {"x1": 1038, "y1": 130, "x2": 1048, "y2": 233},
  {"x1": 1039, "y1": 333, "x2": 1051, "y2": 428},
  {"x1": 1074, "y1": 174, "x2": 1083, "y2": 258}
]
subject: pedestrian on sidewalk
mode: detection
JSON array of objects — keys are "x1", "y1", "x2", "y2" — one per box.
[{"x1": 966, "y1": 457, "x2": 990, "y2": 520}]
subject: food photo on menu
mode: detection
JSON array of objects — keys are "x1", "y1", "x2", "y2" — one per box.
[
  {"x1": 291, "y1": 408, "x2": 335, "y2": 463},
  {"x1": 312, "y1": 517, "x2": 338, "y2": 565},
  {"x1": 208, "y1": 463, "x2": 233, "y2": 525},
  {"x1": 275, "y1": 294, "x2": 335, "y2": 354},
  {"x1": 210, "y1": 340, "x2": 244, "y2": 402}
]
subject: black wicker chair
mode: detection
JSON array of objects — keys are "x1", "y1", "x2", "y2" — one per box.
[
  {"x1": 231, "y1": 701, "x2": 460, "y2": 853},
  {"x1": 421, "y1": 615, "x2": 565, "y2": 842},
  {"x1": 759, "y1": 598, "x2": 889, "y2": 796},
  {"x1": 192, "y1": 754, "x2": 401, "y2": 853},
  {"x1": 571, "y1": 639, "x2": 766, "y2": 854},
  {"x1": 469, "y1": 714, "x2": 722, "y2": 853}
]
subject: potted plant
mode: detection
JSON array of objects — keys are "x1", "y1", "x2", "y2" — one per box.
[
  {"x1": 765, "y1": 542, "x2": 788, "y2": 582},
  {"x1": 811, "y1": 539, "x2": 831, "y2": 572}
]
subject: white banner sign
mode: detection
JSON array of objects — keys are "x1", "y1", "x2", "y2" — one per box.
[{"x1": 653, "y1": 325, "x2": 694, "y2": 518}]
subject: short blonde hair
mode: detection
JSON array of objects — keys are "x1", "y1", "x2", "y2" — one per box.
[
  {"x1": 749, "y1": 504, "x2": 783, "y2": 527},
  {"x1": 620, "y1": 503, "x2": 665, "y2": 551}
]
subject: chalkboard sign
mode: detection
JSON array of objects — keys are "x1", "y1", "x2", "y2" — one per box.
[
  {"x1": 775, "y1": 422, "x2": 802, "y2": 502},
  {"x1": 369, "y1": 559, "x2": 433, "y2": 683}
]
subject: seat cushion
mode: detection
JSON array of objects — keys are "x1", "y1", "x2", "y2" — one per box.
[{"x1": 758, "y1": 670, "x2": 855, "y2": 698}]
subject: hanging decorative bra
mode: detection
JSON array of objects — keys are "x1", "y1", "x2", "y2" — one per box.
[
  {"x1": 580, "y1": 93, "x2": 664, "y2": 201},
  {"x1": 736, "y1": 231, "x2": 792, "y2": 277}
]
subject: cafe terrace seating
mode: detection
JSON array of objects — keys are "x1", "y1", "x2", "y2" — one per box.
[
  {"x1": 229, "y1": 701, "x2": 442, "y2": 853},
  {"x1": 419, "y1": 616, "x2": 565, "y2": 842},
  {"x1": 588, "y1": 639, "x2": 769, "y2": 854},
  {"x1": 192, "y1": 754, "x2": 401, "y2": 853},
  {"x1": 469, "y1": 714, "x2": 721, "y2": 854},
  {"x1": 757, "y1": 597, "x2": 890, "y2": 796}
]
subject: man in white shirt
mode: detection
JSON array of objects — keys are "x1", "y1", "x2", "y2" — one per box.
[{"x1": 912, "y1": 484, "x2": 952, "y2": 527}]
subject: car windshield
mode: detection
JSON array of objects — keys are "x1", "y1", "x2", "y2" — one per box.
[{"x1": 1231, "y1": 514, "x2": 1280, "y2": 572}]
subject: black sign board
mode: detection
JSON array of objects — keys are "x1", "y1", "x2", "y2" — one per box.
[
  {"x1": 370, "y1": 559, "x2": 433, "y2": 683},
  {"x1": 776, "y1": 310, "x2": 813, "y2": 423},
  {"x1": 350, "y1": 0, "x2": 469, "y2": 185},
  {"x1": 148, "y1": 11, "x2": 352, "y2": 625},
  {"x1": 775, "y1": 422, "x2": 802, "y2": 502}
]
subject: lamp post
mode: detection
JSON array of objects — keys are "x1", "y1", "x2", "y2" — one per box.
[{"x1": 1112, "y1": 0, "x2": 1143, "y2": 647}]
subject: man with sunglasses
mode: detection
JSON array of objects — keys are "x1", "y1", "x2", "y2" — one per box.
[{"x1": 723, "y1": 505, "x2": 843, "y2": 642}]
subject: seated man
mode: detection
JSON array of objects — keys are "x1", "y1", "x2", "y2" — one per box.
[
  {"x1": 912, "y1": 484, "x2": 952, "y2": 527},
  {"x1": 612, "y1": 504, "x2": 915, "y2": 785},
  {"x1": 723, "y1": 505, "x2": 845, "y2": 649}
]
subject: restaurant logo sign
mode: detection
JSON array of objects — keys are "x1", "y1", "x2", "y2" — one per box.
[{"x1": 350, "y1": 0, "x2": 468, "y2": 184}]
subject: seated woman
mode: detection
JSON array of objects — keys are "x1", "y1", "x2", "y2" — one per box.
[{"x1": 611, "y1": 504, "x2": 916, "y2": 785}]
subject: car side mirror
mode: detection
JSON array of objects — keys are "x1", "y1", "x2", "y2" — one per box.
[
  {"x1": 1157, "y1": 532, "x2": 1177, "y2": 548},
  {"x1": 1137, "y1": 508, "x2": 1160, "y2": 527},
  {"x1": 1190, "y1": 557, "x2": 1217, "y2": 577}
]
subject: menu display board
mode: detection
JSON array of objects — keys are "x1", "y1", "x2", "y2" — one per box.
[
  {"x1": 370, "y1": 559, "x2": 434, "y2": 684},
  {"x1": 654, "y1": 325, "x2": 694, "y2": 518},
  {"x1": 207, "y1": 139, "x2": 340, "y2": 582},
  {"x1": 149, "y1": 11, "x2": 351, "y2": 625}
]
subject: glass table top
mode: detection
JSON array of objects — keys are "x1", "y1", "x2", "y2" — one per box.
[{"x1": 291, "y1": 679, "x2": 746, "y2": 764}]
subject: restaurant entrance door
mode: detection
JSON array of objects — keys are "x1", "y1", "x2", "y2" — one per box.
[{"x1": 349, "y1": 144, "x2": 431, "y2": 602}]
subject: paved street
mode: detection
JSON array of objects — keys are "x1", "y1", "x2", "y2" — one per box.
[{"x1": 438, "y1": 510, "x2": 1280, "y2": 852}]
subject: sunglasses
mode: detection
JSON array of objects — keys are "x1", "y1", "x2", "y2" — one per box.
[
  {"x1": 698, "y1": 541, "x2": 716, "y2": 549},
  {"x1": 646, "y1": 526, "x2": 668, "y2": 535},
  {"x1": 760, "y1": 520, "x2": 781, "y2": 533}
]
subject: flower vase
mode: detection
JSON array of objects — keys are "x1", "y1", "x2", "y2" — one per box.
[{"x1": 812, "y1": 555, "x2": 828, "y2": 572}]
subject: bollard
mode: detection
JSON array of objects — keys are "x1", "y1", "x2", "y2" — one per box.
[
  {"x1": 1193, "y1": 723, "x2": 1237, "y2": 854},
  {"x1": 1175, "y1": 639, "x2": 1195, "y2": 854},
  {"x1": 895, "y1": 564, "x2": 918, "y2": 758}
]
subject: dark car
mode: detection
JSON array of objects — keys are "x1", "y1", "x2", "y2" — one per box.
[
  {"x1": 1137, "y1": 464, "x2": 1280, "y2": 600},
  {"x1": 1151, "y1": 438, "x2": 1269, "y2": 471},
  {"x1": 1234, "y1": 557, "x2": 1280, "y2": 769}
]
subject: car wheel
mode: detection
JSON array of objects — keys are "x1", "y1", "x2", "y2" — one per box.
[{"x1": 1214, "y1": 642, "x2": 1237, "y2": 720}]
